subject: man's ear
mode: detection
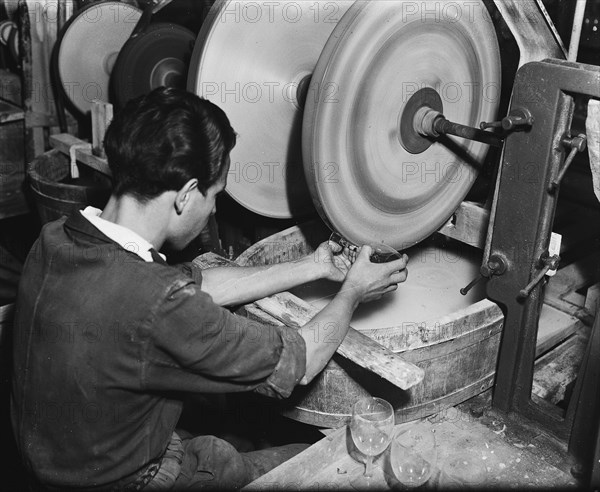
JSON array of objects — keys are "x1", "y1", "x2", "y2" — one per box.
[{"x1": 174, "y1": 179, "x2": 198, "y2": 215}]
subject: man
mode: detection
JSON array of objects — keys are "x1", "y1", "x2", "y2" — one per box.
[{"x1": 11, "y1": 87, "x2": 408, "y2": 490}]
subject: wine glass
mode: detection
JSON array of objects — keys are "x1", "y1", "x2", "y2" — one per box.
[
  {"x1": 438, "y1": 449, "x2": 487, "y2": 489},
  {"x1": 369, "y1": 242, "x2": 404, "y2": 264},
  {"x1": 349, "y1": 397, "x2": 395, "y2": 489},
  {"x1": 390, "y1": 427, "x2": 438, "y2": 488}
]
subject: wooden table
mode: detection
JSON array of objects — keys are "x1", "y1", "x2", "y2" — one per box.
[{"x1": 243, "y1": 406, "x2": 579, "y2": 490}]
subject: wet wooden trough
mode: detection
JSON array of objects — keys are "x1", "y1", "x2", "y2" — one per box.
[{"x1": 231, "y1": 219, "x2": 504, "y2": 428}]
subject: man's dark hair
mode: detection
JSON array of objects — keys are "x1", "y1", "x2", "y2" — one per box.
[{"x1": 104, "y1": 86, "x2": 236, "y2": 201}]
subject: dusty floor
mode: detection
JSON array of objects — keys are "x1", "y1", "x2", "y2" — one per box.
[{"x1": 244, "y1": 391, "x2": 584, "y2": 490}]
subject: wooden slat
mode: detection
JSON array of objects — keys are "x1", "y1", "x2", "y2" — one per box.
[
  {"x1": 192, "y1": 252, "x2": 425, "y2": 391},
  {"x1": 254, "y1": 293, "x2": 424, "y2": 390},
  {"x1": 49, "y1": 133, "x2": 111, "y2": 176}
]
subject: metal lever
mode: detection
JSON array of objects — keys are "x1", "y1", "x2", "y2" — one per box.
[
  {"x1": 461, "y1": 254, "x2": 508, "y2": 296},
  {"x1": 518, "y1": 254, "x2": 560, "y2": 299},
  {"x1": 460, "y1": 275, "x2": 486, "y2": 295},
  {"x1": 480, "y1": 108, "x2": 534, "y2": 132},
  {"x1": 548, "y1": 134, "x2": 587, "y2": 193}
]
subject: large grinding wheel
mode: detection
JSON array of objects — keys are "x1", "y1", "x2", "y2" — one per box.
[
  {"x1": 110, "y1": 22, "x2": 196, "y2": 109},
  {"x1": 56, "y1": 1, "x2": 142, "y2": 115},
  {"x1": 303, "y1": 0, "x2": 501, "y2": 249},
  {"x1": 188, "y1": 0, "x2": 355, "y2": 218}
]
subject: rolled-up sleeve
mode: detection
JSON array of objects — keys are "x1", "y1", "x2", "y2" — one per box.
[
  {"x1": 175, "y1": 261, "x2": 203, "y2": 288},
  {"x1": 255, "y1": 324, "x2": 306, "y2": 399},
  {"x1": 144, "y1": 279, "x2": 306, "y2": 399}
]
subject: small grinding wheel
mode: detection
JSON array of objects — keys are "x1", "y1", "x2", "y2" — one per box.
[
  {"x1": 110, "y1": 22, "x2": 196, "y2": 109},
  {"x1": 0, "y1": 20, "x2": 15, "y2": 45},
  {"x1": 56, "y1": 1, "x2": 142, "y2": 115},
  {"x1": 187, "y1": 0, "x2": 355, "y2": 219},
  {"x1": 303, "y1": 0, "x2": 502, "y2": 249}
]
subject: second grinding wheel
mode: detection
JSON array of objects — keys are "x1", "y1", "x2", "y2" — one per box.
[
  {"x1": 188, "y1": 0, "x2": 355, "y2": 219},
  {"x1": 55, "y1": 1, "x2": 142, "y2": 115},
  {"x1": 110, "y1": 22, "x2": 196, "y2": 109},
  {"x1": 303, "y1": 0, "x2": 502, "y2": 249}
]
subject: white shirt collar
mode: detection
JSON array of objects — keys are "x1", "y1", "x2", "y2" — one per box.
[{"x1": 80, "y1": 206, "x2": 166, "y2": 263}]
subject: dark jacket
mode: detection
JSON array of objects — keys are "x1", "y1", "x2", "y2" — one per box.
[{"x1": 11, "y1": 212, "x2": 306, "y2": 489}]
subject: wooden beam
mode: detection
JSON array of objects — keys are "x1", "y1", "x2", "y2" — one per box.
[{"x1": 192, "y1": 252, "x2": 425, "y2": 391}]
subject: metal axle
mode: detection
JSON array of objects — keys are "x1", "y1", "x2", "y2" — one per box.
[{"x1": 414, "y1": 107, "x2": 504, "y2": 148}]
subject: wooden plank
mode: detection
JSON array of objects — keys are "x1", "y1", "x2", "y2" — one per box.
[
  {"x1": 254, "y1": 293, "x2": 424, "y2": 390},
  {"x1": 532, "y1": 331, "x2": 589, "y2": 405},
  {"x1": 437, "y1": 201, "x2": 490, "y2": 249},
  {"x1": 49, "y1": 133, "x2": 111, "y2": 177},
  {"x1": 192, "y1": 252, "x2": 425, "y2": 391}
]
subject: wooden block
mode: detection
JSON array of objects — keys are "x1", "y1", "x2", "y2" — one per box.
[
  {"x1": 437, "y1": 201, "x2": 490, "y2": 249},
  {"x1": 49, "y1": 133, "x2": 111, "y2": 177},
  {"x1": 192, "y1": 252, "x2": 425, "y2": 391}
]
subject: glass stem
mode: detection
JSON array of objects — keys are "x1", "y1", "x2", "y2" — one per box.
[{"x1": 365, "y1": 455, "x2": 374, "y2": 478}]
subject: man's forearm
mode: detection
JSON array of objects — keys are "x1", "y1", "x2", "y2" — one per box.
[
  {"x1": 298, "y1": 288, "x2": 359, "y2": 385},
  {"x1": 201, "y1": 256, "x2": 325, "y2": 306}
]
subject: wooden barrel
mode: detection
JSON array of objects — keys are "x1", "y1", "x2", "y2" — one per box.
[
  {"x1": 236, "y1": 220, "x2": 503, "y2": 428},
  {"x1": 27, "y1": 149, "x2": 112, "y2": 224}
]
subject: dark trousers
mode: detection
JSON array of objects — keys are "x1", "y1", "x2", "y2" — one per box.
[{"x1": 145, "y1": 432, "x2": 309, "y2": 490}]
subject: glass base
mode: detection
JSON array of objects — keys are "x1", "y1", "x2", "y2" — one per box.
[{"x1": 349, "y1": 472, "x2": 387, "y2": 491}]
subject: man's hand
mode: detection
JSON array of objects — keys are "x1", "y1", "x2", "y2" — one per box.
[
  {"x1": 341, "y1": 245, "x2": 409, "y2": 304},
  {"x1": 313, "y1": 240, "x2": 354, "y2": 282}
]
